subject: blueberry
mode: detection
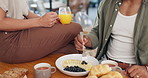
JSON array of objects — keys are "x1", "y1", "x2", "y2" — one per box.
[
  {"x1": 66, "y1": 66, "x2": 69, "y2": 68},
  {"x1": 74, "y1": 66, "x2": 78, "y2": 68},
  {"x1": 63, "y1": 66, "x2": 86, "y2": 72},
  {"x1": 68, "y1": 68, "x2": 71, "y2": 71},
  {"x1": 81, "y1": 61, "x2": 88, "y2": 65}
]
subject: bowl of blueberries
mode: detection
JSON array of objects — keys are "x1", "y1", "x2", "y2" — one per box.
[{"x1": 55, "y1": 54, "x2": 99, "y2": 76}]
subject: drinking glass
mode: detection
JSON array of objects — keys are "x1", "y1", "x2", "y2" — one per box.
[{"x1": 59, "y1": 7, "x2": 72, "y2": 24}]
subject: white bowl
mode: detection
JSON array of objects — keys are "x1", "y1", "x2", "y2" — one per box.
[{"x1": 55, "y1": 54, "x2": 99, "y2": 76}]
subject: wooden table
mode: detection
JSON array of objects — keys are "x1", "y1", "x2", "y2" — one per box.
[{"x1": 0, "y1": 54, "x2": 85, "y2": 78}]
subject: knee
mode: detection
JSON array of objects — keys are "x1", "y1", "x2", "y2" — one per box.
[{"x1": 69, "y1": 22, "x2": 82, "y2": 35}]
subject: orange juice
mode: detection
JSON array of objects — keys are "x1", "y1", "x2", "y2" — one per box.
[{"x1": 59, "y1": 14, "x2": 72, "y2": 24}]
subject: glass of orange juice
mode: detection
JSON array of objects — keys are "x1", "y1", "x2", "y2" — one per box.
[{"x1": 59, "y1": 7, "x2": 72, "y2": 24}]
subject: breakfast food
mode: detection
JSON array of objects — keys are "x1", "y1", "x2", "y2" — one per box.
[
  {"x1": 0, "y1": 68, "x2": 28, "y2": 78},
  {"x1": 86, "y1": 76, "x2": 98, "y2": 78},
  {"x1": 88, "y1": 64, "x2": 112, "y2": 77},
  {"x1": 86, "y1": 64, "x2": 124, "y2": 78},
  {"x1": 81, "y1": 61, "x2": 88, "y2": 65},
  {"x1": 63, "y1": 59, "x2": 92, "y2": 72},
  {"x1": 64, "y1": 66, "x2": 86, "y2": 72},
  {"x1": 100, "y1": 71, "x2": 123, "y2": 78}
]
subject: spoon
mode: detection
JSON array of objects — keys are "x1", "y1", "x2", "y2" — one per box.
[{"x1": 80, "y1": 32, "x2": 88, "y2": 64}]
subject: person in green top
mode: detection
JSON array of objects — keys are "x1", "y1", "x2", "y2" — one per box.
[{"x1": 75, "y1": 0, "x2": 148, "y2": 78}]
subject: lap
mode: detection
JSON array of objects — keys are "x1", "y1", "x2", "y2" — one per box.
[
  {"x1": 21, "y1": 22, "x2": 81, "y2": 46},
  {"x1": 0, "y1": 22, "x2": 82, "y2": 63},
  {"x1": 1, "y1": 22, "x2": 81, "y2": 47}
]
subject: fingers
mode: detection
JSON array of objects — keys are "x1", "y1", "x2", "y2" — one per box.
[
  {"x1": 128, "y1": 65, "x2": 139, "y2": 74},
  {"x1": 84, "y1": 35, "x2": 89, "y2": 44},
  {"x1": 49, "y1": 20, "x2": 57, "y2": 27},
  {"x1": 74, "y1": 35, "x2": 83, "y2": 51},
  {"x1": 41, "y1": 12, "x2": 58, "y2": 27},
  {"x1": 78, "y1": 34, "x2": 84, "y2": 44},
  {"x1": 74, "y1": 42, "x2": 83, "y2": 51},
  {"x1": 133, "y1": 74, "x2": 142, "y2": 78},
  {"x1": 75, "y1": 39, "x2": 82, "y2": 48},
  {"x1": 127, "y1": 65, "x2": 147, "y2": 78},
  {"x1": 46, "y1": 12, "x2": 59, "y2": 21},
  {"x1": 50, "y1": 20, "x2": 57, "y2": 24},
  {"x1": 48, "y1": 12, "x2": 58, "y2": 16},
  {"x1": 49, "y1": 14, "x2": 59, "y2": 20},
  {"x1": 74, "y1": 34, "x2": 90, "y2": 51},
  {"x1": 48, "y1": 12, "x2": 59, "y2": 19},
  {"x1": 74, "y1": 36, "x2": 83, "y2": 49},
  {"x1": 130, "y1": 69, "x2": 139, "y2": 77},
  {"x1": 127, "y1": 65, "x2": 139, "y2": 78}
]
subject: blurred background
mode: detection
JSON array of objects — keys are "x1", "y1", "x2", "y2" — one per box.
[{"x1": 28, "y1": 0, "x2": 101, "y2": 26}]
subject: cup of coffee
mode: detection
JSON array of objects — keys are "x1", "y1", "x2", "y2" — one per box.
[
  {"x1": 34, "y1": 63, "x2": 56, "y2": 78},
  {"x1": 101, "y1": 60, "x2": 122, "y2": 71}
]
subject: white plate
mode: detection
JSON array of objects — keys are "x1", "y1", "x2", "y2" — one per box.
[{"x1": 55, "y1": 54, "x2": 99, "y2": 76}]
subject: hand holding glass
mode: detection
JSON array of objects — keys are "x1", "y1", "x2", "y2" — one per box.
[{"x1": 59, "y1": 7, "x2": 72, "y2": 24}]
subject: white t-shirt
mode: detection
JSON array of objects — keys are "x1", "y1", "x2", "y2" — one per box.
[
  {"x1": 107, "y1": 12, "x2": 137, "y2": 64},
  {"x1": 0, "y1": 0, "x2": 28, "y2": 19}
]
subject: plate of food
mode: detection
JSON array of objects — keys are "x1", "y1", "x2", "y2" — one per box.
[{"x1": 55, "y1": 54, "x2": 99, "y2": 76}]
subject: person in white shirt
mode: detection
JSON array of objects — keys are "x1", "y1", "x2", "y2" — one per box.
[
  {"x1": 75, "y1": 0, "x2": 148, "y2": 78},
  {"x1": 0, "y1": 0, "x2": 82, "y2": 63}
]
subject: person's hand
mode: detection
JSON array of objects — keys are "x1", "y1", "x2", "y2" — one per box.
[
  {"x1": 126, "y1": 65, "x2": 148, "y2": 78},
  {"x1": 74, "y1": 34, "x2": 92, "y2": 51},
  {"x1": 39, "y1": 12, "x2": 59, "y2": 27}
]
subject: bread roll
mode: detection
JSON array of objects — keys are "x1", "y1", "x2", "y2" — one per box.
[
  {"x1": 0, "y1": 68, "x2": 28, "y2": 78},
  {"x1": 100, "y1": 71, "x2": 123, "y2": 78},
  {"x1": 88, "y1": 64, "x2": 112, "y2": 77},
  {"x1": 86, "y1": 76, "x2": 98, "y2": 78}
]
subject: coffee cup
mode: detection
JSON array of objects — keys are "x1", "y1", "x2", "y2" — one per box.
[
  {"x1": 101, "y1": 60, "x2": 122, "y2": 71},
  {"x1": 34, "y1": 63, "x2": 56, "y2": 78}
]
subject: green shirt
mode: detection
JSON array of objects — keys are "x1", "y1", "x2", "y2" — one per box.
[{"x1": 88, "y1": 0, "x2": 148, "y2": 65}]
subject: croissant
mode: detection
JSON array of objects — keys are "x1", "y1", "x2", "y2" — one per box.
[
  {"x1": 86, "y1": 76, "x2": 98, "y2": 78},
  {"x1": 87, "y1": 64, "x2": 112, "y2": 77},
  {"x1": 100, "y1": 71, "x2": 123, "y2": 78}
]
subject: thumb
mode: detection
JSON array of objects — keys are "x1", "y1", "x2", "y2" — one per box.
[
  {"x1": 49, "y1": 12, "x2": 57, "y2": 15},
  {"x1": 84, "y1": 38, "x2": 88, "y2": 44}
]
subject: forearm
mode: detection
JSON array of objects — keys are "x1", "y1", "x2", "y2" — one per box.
[
  {"x1": 0, "y1": 17, "x2": 41, "y2": 31},
  {"x1": 87, "y1": 23, "x2": 99, "y2": 49},
  {"x1": 87, "y1": 32, "x2": 99, "y2": 49}
]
